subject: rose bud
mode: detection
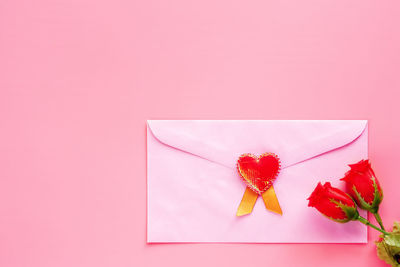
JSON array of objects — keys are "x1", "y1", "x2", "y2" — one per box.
[
  {"x1": 308, "y1": 182, "x2": 359, "y2": 223},
  {"x1": 340, "y1": 159, "x2": 383, "y2": 214}
]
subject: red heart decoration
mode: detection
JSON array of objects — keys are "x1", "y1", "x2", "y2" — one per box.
[{"x1": 237, "y1": 153, "x2": 281, "y2": 194}]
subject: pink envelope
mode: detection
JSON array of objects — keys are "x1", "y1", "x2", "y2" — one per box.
[{"x1": 147, "y1": 120, "x2": 368, "y2": 243}]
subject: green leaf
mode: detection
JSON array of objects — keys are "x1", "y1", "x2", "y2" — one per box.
[
  {"x1": 376, "y1": 222, "x2": 400, "y2": 267},
  {"x1": 376, "y1": 239, "x2": 399, "y2": 266},
  {"x1": 393, "y1": 222, "x2": 400, "y2": 234}
]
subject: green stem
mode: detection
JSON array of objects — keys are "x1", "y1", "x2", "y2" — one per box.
[
  {"x1": 357, "y1": 216, "x2": 390, "y2": 235},
  {"x1": 373, "y1": 212, "x2": 386, "y2": 231}
]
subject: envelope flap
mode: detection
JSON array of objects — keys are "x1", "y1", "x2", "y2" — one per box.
[{"x1": 147, "y1": 120, "x2": 367, "y2": 168}]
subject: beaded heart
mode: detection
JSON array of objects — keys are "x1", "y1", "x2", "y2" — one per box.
[{"x1": 237, "y1": 153, "x2": 281, "y2": 194}]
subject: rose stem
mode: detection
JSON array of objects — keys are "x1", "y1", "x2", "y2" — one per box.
[
  {"x1": 357, "y1": 216, "x2": 390, "y2": 235},
  {"x1": 373, "y1": 212, "x2": 386, "y2": 231}
]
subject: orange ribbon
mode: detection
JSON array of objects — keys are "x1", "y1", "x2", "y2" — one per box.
[{"x1": 236, "y1": 186, "x2": 282, "y2": 216}]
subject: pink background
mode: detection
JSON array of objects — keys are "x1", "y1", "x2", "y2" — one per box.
[{"x1": 0, "y1": 0, "x2": 399, "y2": 266}]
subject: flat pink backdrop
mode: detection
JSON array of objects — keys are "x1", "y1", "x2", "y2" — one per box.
[{"x1": 0, "y1": 0, "x2": 399, "y2": 266}]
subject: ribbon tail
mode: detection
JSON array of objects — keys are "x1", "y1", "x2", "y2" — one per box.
[
  {"x1": 236, "y1": 187, "x2": 258, "y2": 216},
  {"x1": 261, "y1": 186, "x2": 282, "y2": 215}
]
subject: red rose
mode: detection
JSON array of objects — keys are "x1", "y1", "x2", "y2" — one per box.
[
  {"x1": 341, "y1": 159, "x2": 383, "y2": 213},
  {"x1": 308, "y1": 182, "x2": 359, "y2": 223}
]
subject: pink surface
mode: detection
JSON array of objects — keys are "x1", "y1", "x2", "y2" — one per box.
[
  {"x1": 0, "y1": 0, "x2": 399, "y2": 266},
  {"x1": 147, "y1": 120, "x2": 368, "y2": 243}
]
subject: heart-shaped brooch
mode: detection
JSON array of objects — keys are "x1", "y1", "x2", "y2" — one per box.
[{"x1": 236, "y1": 153, "x2": 283, "y2": 216}]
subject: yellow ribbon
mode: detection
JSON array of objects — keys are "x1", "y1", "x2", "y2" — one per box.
[{"x1": 236, "y1": 186, "x2": 282, "y2": 216}]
